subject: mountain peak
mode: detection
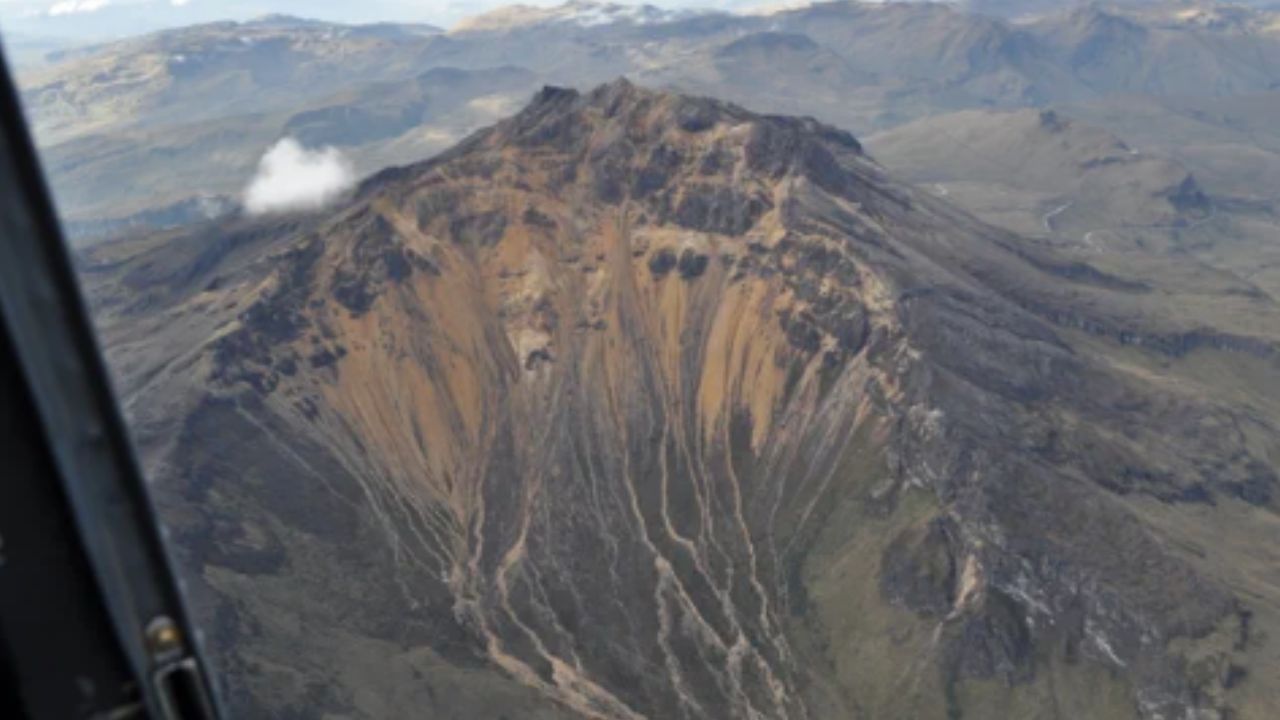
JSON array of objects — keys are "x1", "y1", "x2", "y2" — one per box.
[
  {"x1": 86, "y1": 73, "x2": 1274, "y2": 720},
  {"x1": 516, "y1": 79, "x2": 857, "y2": 155},
  {"x1": 404, "y1": 80, "x2": 868, "y2": 241}
]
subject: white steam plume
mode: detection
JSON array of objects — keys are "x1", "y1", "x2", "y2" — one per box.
[{"x1": 243, "y1": 138, "x2": 355, "y2": 216}]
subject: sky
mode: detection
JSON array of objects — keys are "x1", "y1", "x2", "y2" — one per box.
[{"x1": 0, "y1": 0, "x2": 773, "y2": 40}]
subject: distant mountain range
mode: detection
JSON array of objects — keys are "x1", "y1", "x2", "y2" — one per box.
[
  {"x1": 7, "y1": 0, "x2": 1280, "y2": 46},
  {"x1": 0, "y1": 0, "x2": 444, "y2": 43},
  {"x1": 13, "y1": 0, "x2": 1280, "y2": 241}
]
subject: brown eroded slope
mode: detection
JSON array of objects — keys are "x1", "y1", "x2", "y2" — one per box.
[{"x1": 81, "y1": 80, "x2": 1280, "y2": 719}]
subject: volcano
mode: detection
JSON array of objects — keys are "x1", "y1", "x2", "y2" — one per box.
[{"x1": 80, "y1": 80, "x2": 1276, "y2": 720}]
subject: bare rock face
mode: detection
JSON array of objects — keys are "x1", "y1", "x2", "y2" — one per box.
[{"x1": 82, "y1": 81, "x2": 1276, "y2": 720}]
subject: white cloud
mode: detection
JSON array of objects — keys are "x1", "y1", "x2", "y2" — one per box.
[
  {"x1": 48, "y1": 0, "x2": 109, "y2": 16},
  {"x1": 171, "y1": 0, "x2": 189, "y2": 6},
  {"x1": 243, "y1": 138, "x2": 355, "y2": 216}
]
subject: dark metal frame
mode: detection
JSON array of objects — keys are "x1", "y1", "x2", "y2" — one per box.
[{"x1": 0, "y1": 42, "x2": 221, "y2": 720}]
